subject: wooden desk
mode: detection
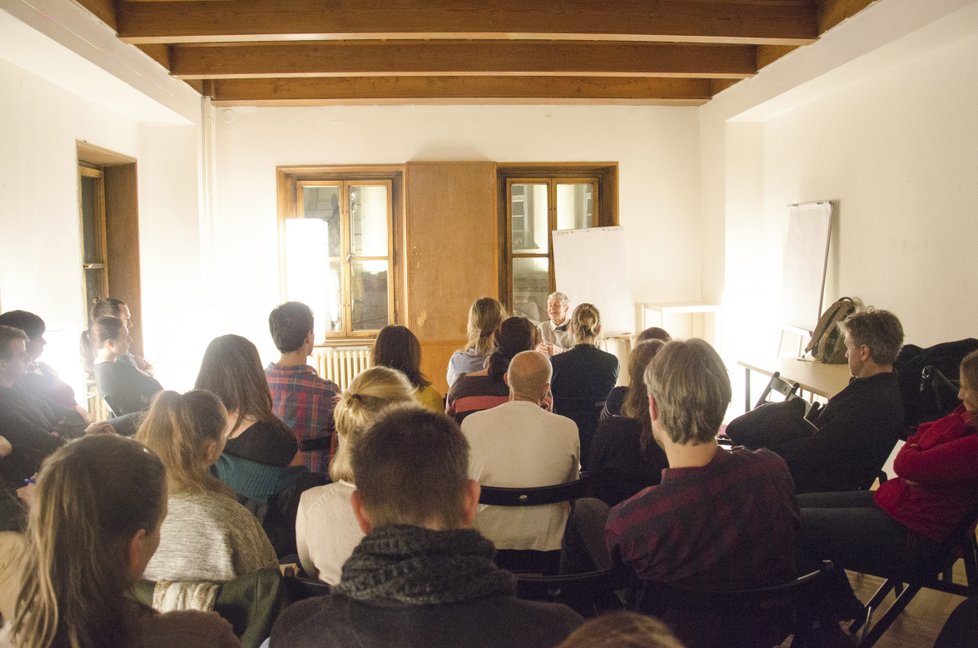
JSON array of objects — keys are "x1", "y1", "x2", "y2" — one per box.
[{"x1": 738, "y1": 358, "x2": 852, "y2": 411}]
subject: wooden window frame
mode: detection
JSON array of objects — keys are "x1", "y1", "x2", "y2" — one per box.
[
  {"x1": 497, "y1": 164, "x2": 618, "y2": 315},
  {"x1": 277, "y1": 166, "x2": 402, "y2": 343},
  {"x1": 78, "y1": 164, "x2": 110, "y2": 310}
]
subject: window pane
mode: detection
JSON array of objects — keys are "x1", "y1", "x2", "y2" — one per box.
[
  {"x1": 80, "y1": 176, "x2": 101, "y2": 264},
  {"x1": 512, "y1": 257, "x2": 549, "y2": 324},
  {"x1": 350, "y1": 185, "x2": 389, "y2": 256},
  {"x1": 511, "y1": 183, "x2": 549, "y2": 254},
  {"x1": 326, "y1": 261, "x2": 344, "y2": 333},
  {"x1": 302, "y1": 185, "x2": 342, "y2": 257},
  {"x1": 351, "y1": 260, "x2": 388, "y2": 331},
  {"x1": 555, "y1": 183, "x2": 594, "y2": 231},
  {"x1": 285, "y1": 218, "x2": 339, "y2": 339}
]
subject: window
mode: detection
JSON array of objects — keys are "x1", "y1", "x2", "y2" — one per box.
[
  {"x1": 278, "y1": 167, "x2": 400, "y2": 340},
  {"x1": 499, "y1": 165, "x2": 618, "y2": 322},
  {"x1": 78, "y1": 164, "x2": 109, "y2": 312}
]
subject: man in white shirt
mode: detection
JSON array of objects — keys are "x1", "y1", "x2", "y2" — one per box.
[
  {"x1": 536, "y1": 292, "x2": 574, "y2": 356},
  {"x1": 461, "y1": 351, "x2": 579, "y2": 552}
]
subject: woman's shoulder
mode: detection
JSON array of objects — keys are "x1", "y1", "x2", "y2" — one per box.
[{"x1": 167, "y1": 490, "x2": 255, "y2": 525}]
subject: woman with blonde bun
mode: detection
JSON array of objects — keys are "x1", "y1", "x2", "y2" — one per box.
[{"x1": 295, "y1": 367, "x2": 416, "y2": 584}]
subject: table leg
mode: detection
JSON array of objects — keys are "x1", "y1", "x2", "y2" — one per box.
[{"x1": 744, "y1": 367, "x2": 752, "y2": 412}]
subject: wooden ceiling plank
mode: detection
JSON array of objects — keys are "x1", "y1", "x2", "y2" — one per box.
[
  {"x1": 817, "y1": 0, "x2": 878, "y2": 34},
  {"x1": 75, "y1": 0, "x2": 119, "y2": 32},
  {"x1": 117, "y1": 0, "x2": 818, "y2": 45},
  {"x1": 136, "y1": 43, "x2": 172, "y2": 70},
  {"x1": 171, "y1": 41, "x2": 757, "y2": 79},
  {"x1": 756, "y1": 44, "x2": 799, "y2": 69},
  {"x1": 208, "y1": 76, "x2": 714, "y2": 103}
]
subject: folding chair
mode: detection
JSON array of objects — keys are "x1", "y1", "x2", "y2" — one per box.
[
  {"x1": 849, "y1": 498, "x2": 978, "y2": 647},
  {"x1": 515, "y1": 563, "x2": 629, "y2": 617},
  {"x1": 755, "y1": 371, "x2": 802, "y2": 409},
  {"x1": 631, "y1": 566, "x2": 829, "y2": 648},
  {"x1": 479, "y1": 477, "x2": 591, "y2": 574}
]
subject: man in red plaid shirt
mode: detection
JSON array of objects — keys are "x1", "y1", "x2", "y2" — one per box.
[
  {"x1": 606, "y1": 339, "x2": 799, "y2": 587},
  {"x1": 265, "y1": 302, "x2": 339, "y2": 474}
]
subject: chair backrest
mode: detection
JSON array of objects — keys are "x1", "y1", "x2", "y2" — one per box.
[
  {"x1": 920, "y1": 366, "x2": 961, "y2": 419},
  {"x1": 515, "y1": 564, "x2": 629, "y2": 617},
  {"x1": 478, "y1": 476, "x2": 590, "y2": 507},
  {"x1": 754, "y1": 371, "x2": 801, "y2": 409},
  {"x1": 283, "y1": 575, "x2": 332, "y2": 601},
  {"x1": 633, "y1": 568, "x2": 823, "y2": 613}
]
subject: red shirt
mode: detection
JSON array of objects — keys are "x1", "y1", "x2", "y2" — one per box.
[
  {"x1": 875, "y1": 405, "x2": 978, "y2": 543},
  {"x1": 265, "y1": 363, "x2": 339, "y2": 474}
]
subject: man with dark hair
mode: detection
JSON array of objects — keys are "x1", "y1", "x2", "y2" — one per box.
[
  {"x1": 265, "y1": 302, "x2": 339, "y2": 474},
  {"x1": 270, "y1": 406, "x2": 582, "y2": 648},
  {"x1": 0, "y1": 326, "x2": 67, "y2": 485},
  {"x1": 728, "y1": 308, "x2": 905, "y2": 492}
]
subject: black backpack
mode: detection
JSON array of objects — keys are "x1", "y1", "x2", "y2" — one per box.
[{"x1": 805, "y1": 297, "x2": 857, "y2": 363}]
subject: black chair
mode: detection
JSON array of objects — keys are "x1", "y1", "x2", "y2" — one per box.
[
  {"x1": 848, "y1": 498, "x2": 978, "y2": 647},
  {"x1": 515, "y1": 563, "x2": 629, "y2": 617},
  {"x1": 479, "y1": 477, "x2": 591, "y2": 574},
  {"x1": 755, "y1": 371, "x2": 804, "y2": 410},
  {"x1": 631, "y1": 566, "x2": 829, "y2": 648}
]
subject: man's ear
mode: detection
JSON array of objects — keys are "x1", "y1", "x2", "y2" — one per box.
[
  {"x1": 648, "y1": 394, "x2": 659, "y2": 423},
  {"x1": 204, "y1": 439, "x2": 221, "y2": 465},
  {"x1": 351, "y1": 490, "x2": 373, "y2": 534},
  {"x1": 127, "y1": 528, "x2": 147, "y2": 579},
  {"x1": 461, "y1": 479, "x2": 481, "y2": 528},
  {"x1": 503, "y1": 371, "x2": 510, "y2": 387}
]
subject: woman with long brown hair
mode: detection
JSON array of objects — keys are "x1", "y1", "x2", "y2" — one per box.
[
  {"x1": 372, "y1": 325, "x2": 443, "y2": 412},
  {"x1": 9, "y1": 434, "x2": 238, "y2": 647},
  {"x1": 195, "y1": 334, "x2": 297, "y2": 467}
]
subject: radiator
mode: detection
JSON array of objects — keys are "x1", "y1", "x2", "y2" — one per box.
[{"x1": 311, "y1": 346, "x2": 373, "y2": 392}]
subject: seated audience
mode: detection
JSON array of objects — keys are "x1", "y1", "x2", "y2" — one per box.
[
  {"x1": 798, "y1": 349, "x2": 978, "y2": 619},
  {"x1": 265, "y1": 302, "x2": 339, "y2": 474},
  {"x1": 536, "y1": 291, "x2": 574, "y2": 356},
  {"x1": 136, "y1": 390, "x2": 277, "y2": 582},
  {"x1": 0, "y1": 310, "x2": 88, "y2": 420},
  {"x1": 295, "y1": 367, "x2": 415, "y2": 584},
  {"x1": 0, "y1": 326, "x2": 69, "y2": 485},
  {"x1": 372, "y1": 325, "x2": 443, "y2": 412},
  {"x1": 80, "y1": 297, "x2": 152, "y2": 378},
  {"x1": 92, "y1": 316, "x2": 163, "y2": 415},
  {"x1": 271, "y1": 406, "x2": 582, "y2": 647},
  {"x1": 446, "y1": 297, "x2": 505, "y2": 387},
  {"x1": 447, "y1": 316, "x2": 538, "y2": 424},
  {"x1": 461, "y1": 351, "x2": 579, "y2": 557},
  {"x1": 604, "y1": 339, "x2": 798, "y2": 588},
  {"x1": 601, "y1": 327, "x2": 672, "y2": 420},
  {"x1": 550, "y1": 303, "x2": 619, "y2": 468},
  {"x1": 196, "y1": 334, "x2": 297, "y2": 467},
  {"x1": 8, "y1": 434, "x2": 238, "y2": 648},
  {"x1": 588, "y1": 340, "x2": 669, "y2": 507},
  {"x1": 727, "y1": 308, "x2": 905, "y2": 493}
]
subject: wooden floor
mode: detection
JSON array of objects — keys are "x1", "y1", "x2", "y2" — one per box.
[{"x1": 845, "y1": 563, "x2": 970, "y2": 647}]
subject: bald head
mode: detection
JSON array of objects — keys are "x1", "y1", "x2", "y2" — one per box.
[{"x1": 506, "y1": 350, "x2": 552, "y2": 403}]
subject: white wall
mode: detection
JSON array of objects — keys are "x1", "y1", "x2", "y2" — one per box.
[
  {"x1": 212, "y1": 105, "x2": 703, "y2": 357},
  {"x1": 0, "y1": 56, "x2": 203, "y2": 391},
  {"x1": 757, "y1": 33, "x2": 978, "y2": 347},
  {"x1": 702, "y1": 0, "x2": 978, "y2": 370}
]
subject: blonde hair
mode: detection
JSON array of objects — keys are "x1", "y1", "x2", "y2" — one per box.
[
  {"x1": 135, "y1": 390, "x2": 231, "y2": 496},
  {"x1": 464, "y1": 297, "x2": 505, "y2": 357},
  {"x1": 960, "y1": 350, "x2": 978, "y2": 393},
  {"x1": 570, "y1": 303, "x2": 602, "y2": 343},
  {"x1": 556, "y1": 611, "x2": 684, "y2": 648},
  {"x1": 329, "y1": 367, "x2": 415, "y2": 482},
  {"x1": 13, "y1": 435, "x2": 166, "y2": 648}
]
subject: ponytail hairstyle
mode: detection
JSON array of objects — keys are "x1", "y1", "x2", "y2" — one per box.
[
  {"x1": 90, "y1": 316, "x2": 126, "y2": 350},
  {"x1": 486, "y1": 317, "x2": 538, "y2": 382},
  {"x1": 135, "y1": 390, "x2": 231, "y2": 496},
  {"x1": 372, "y1": 325, "x2": 431, "y2": 389},
  {"x1": 80, "y1": 299, "x2": 130, "y2": 374},
  {"x1": 195, "y1": 334, "x2": 289, "y2": 438},
  {"x1": 329, "y1": 367, "x2": 415, "y2": 483},
  {"x1": 464, "y1": 297, "x2": 505, "y2": 357},
  {"x1": 13, "y1": 435, "x2": 166, "y2": 648},
  {"x1": 570, "y1": 303, "x2": 602, "y2": 344}
]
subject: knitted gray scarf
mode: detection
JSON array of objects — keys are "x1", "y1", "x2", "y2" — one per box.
[{"x1": 335, "y1": 525, "x2": 516, "y2": 606}]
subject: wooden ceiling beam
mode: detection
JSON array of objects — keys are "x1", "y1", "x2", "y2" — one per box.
[
  {"x1": 171, "y1": 41, "x2": 757, "y2": 80},
  {"x1": 207, "y1": 76, "x2": 713, "y2": 106},
  {"x1": 117, "y1": 0, "x2": 818, "y2": 46},
  {"x1": 817, "y1": 0, "x2": 878, "y2": 34}
]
